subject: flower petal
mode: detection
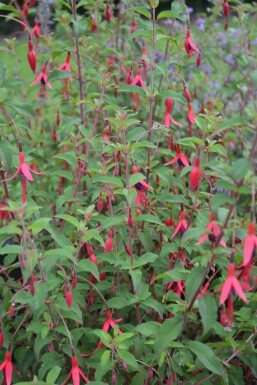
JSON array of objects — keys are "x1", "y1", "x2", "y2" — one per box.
[
  {"x1": 195, "y1": 233, "x2": 208, "y2": 246},
  {"x1": 220, "y1": 278, "x2": 232, "y2": 304},
  {"x1": 72, "y1": 367, "x2": 80, "y2": 385},
  {"x1": 165, "y1": 155, "x2": 179, "y2": 166},
  {"x1": 5, "y1": 361, "x2": 12, "y2": 385},
  {"x1": 232, "y1": 277, "x2": 248, "y2": 303},
  {"x1": 243, "y1": 235, "x2": 255, "y2": 266},
  {"x1": 21, "y1": 164, "x2": 34, "y2": 181},
  {"x1": 79, "y1": 368, "x2": 90, "y2": 383}
]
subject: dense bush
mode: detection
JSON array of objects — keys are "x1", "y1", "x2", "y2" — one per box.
[{"x1": 0, "y1": 0, "x2": 257, "y2": 384}]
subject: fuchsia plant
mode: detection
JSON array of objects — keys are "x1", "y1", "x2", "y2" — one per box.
[{"x1": 0, "y1": 0, "x2": 257, "y2": 384}]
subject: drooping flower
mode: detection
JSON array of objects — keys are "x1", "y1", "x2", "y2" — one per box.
[
  {"x1": 27, "y1": 35, "x2": 36, "y2": 73},
  {"x1": 102, "y1": 310, "x2": 122, "y2": 333},
  {"x1": 31, "y1": 63, "x2": 52, "y2": 89},
  {"x1": 165, "y1": 145, "x2": 189, "y2": 167},
  {"x1": 189, "y1": 157, "x2": 201, "y2": 191},
  {"x1": 183, "y1": 82, "x2": 192, "y2": 102},
  {"x1": 91, "y1": 17, "x2": 97, "y2": 32},
  {"x1": 31, "y1": 18, "x2": 41, "y2": 37},
  {"x1": 2, "y1": 152, "x2": 43, "y2": 182},
  {"x1": 171, "y1": 211, "x2": 188, "y2": 239},
  {"x1": 61, "y1": 356, "x2": 90, "y2": 385},
  {"x1": 185, "y1": 29, "x2": 200, "y2": 57},
  {"x1": 105, "y1": 230, "x2": 113, "y2": 253},
  {"x1": 58, "y1": 52, "x2": 72, "y2": 72},
  {"x1": 223, "y1": 0, "x2": 229, "y2": 18},
  {"x1": 131, "y1": 17, "x2": 137, "y2": 34},
  {"x1": 131, "y1": 68, "x2": 146, "y2": 90},
  {"x1": 0, "y1": 351, "x2": 13, "y2": 385},
  {"x1": 164, "y1": 98, "x2": 182, "y2": 129},
  {"x1": 243, "y1": 222, "x2": 257, "y2": 266},
  {"x1": 195, "y1": 212, "x2": 227, "y2": 247},
  {"x1": 65, "y1": 284, "x2": 73, "y2": 308},
  {"x1": 220, "y1": 263, "x2": 248, "y2": 304}
]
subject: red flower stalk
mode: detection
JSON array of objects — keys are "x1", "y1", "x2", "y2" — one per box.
[
  {"x1": 31, "y1": 63, "x2": 52, "y2": 89},
  {"x1": 196, "y1": 53, "x2": 201, "y2": 67},
  {"x1": 131, "y1": 68, "x2": 146, "y2": 90},
  {"x1": 196, "y1": 212, "x2": 227, "y2": 247},
  {"x1": 105, "y1": 2, "x2": 111, "y2": 23},
  {"x1": 91, "y1": 17, "x2": 97, "y2": 32},
  {"x1": 61, "y1": 356, "x2": 90, "y2": 385},
  {"x1": 131, "y1": 18, "x2": 137, "y2": 34},
  {"x1": 183, "y1": 82, "x2": 192, "y2": 102},
  {"x1": 243, "y1": 222, "x2": 257, "y2": 266},
  {"x1": 0, "y1": 351, "x2": 13, "y2": 385},
  {"x1": 189, "y1": 157, "x2": 201, "y2": 191},
  {"x1": 2, "y1": 152, "x2": 43, "y2": 182},
  {"x1": 171, "y1": 211, "x2": 188, "y2": 239},
  {"x1": 187, "y1": 103, "x2": 196, "y2": 124},
  {"x1": 223, "y1": 0, "x2": 229, "y2": 18},
  {"x1": 220, "y1": 263, "x2": 248, "y2": 304},
  {"x1": 165, "y1": 144, "x2": 189, "y2": 167},
  {"x1": 29, "y1": 0, "x2": 35, "y2": 7},
  {"x1": 164, "y1": 98, "x2": 182, "y2": 129},
  {"x1": 126, "y1": 67, "x2": 133, "y2": 84},
  {"x1": 27, "y1": 36, "x2": 36, "y2": 73},
  {"x1": 65, "y1": 284, "x2": 73, "y2": 308},
  {"x1": 31, "y1": 18, "x2": 41, "y2": 37},
  {"x1": 185, "y1": 29, "x2": 200, "y2": 57}
]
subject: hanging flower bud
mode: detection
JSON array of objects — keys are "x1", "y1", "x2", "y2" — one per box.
[
  {"x1": 97, "y1": 194, "x2": 103, "y2": 213},
  {"x1": 9, "y1": 303, "x2": 15, "y2": 319},
  {"x1": 27, "y1": 36, "x2": 36, "y2": 73},
  {"x1": 224, "y1": 20, "x2": 229, "y2": 30},
  {"x1": 183, "y1": 82, "x2": 192, "y2": 102},
  {"x1": 132, "y1": 164, "x2": 138, "y2": 174},
  {"x1": 30, "y1": 0, "x2": 35, "y2": 6},
  {"x1": 123, "y1": 240, "x2": 132, "y2": 256},
  {"x1": 65, "y1": 284, "x2": 73, "y2": 308},
  {"x1": 223, "y1": 0, "x2": 229, "y2": 18},
  {"x1": 105, "y1": 231, "x2": 113, "y2": 253},
  {"x1": 187, "y1": 103, "x2": 196, "y2": 124},
  {"x1": 128, "y1": 210, "x2": 133, "y2": 228},
  {"x1": 189, "y1": 157, "x2": 201, "y2": 191},
  {"x1": 30, "y1": 276, "x2": 35, "y2": 296},
  {"x1": 131, "y1": 18, "x2": 137, "y2": 34},
  {"x1": 105, "y1": 2, "x2": 111, "y2": 23},
  {"x1": 112, "y1": 371, "x2": 117, "y2": 384}
]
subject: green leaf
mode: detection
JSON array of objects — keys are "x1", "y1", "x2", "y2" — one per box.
[
  {"x1": 154, "y1": 316, "x2": 182, "y2": 355},
  {"x1": 133, "y1": 6, "x2": 151, "y2": 19},
  {"x1": 46, "y1": 366, "x2": 62, "y2": 385},
  {"x1": 137, "y1": 214, "x2": 163, "y2": 226},
  {"x1": 209, "y1": 144, "x2": 227, "y2": 157},
  {"x1": 129, "y1": 173, "x2": 146, "y2": 186},
  {"x1": 185, "y1": 266, "x2": 206, "y2": 304},
  {"x1": 199, "y1": 295, "x2": 217, "y2": 335},
  {"x1": 187, "y1": 340, "x2": 224, "y2": 375},
  {"x1": 136, "y1": 321, "x2": 160, "y2": 337},
  {"x1": 157, "y1": 10, "x2": 184, "y2": 21},
  {"x1": 54, "y1": 214, "x2": 80, "y2": 229},
  {"x1": 0, "y1": 140, "x2": 12, "y2": 170},
  {"x1": 82, "y1": 229, "x2": 105, "y2": 247},
  {"x1": 118, "y1": 350, "x2": 139, "y2": 369},
  {"x1": 93, "y1": 176, "x2": 124, "y2": 187},
  {"x1": 48, "y1": 69, "x2": 73, "y2": 81},
  {"x1": 107, "y1": 296, "x2": 129, "y2": 309},
  {"x1": 5, "y1": 100, "x2": 34, "y2": 118},
  {"x1": 0, "y1": 245, "x2": 22, "y2": 254},
  {"x1": 133, "y1": 252, "x2": 158, "y2": 267},
  {"x1": 119, "y1": 85, "x2": 146, "y2": 98},
  {"x1": 77, "y1": 259, "x2": 100, "y2": 281},
  {"x1": 92, "y1": 330, "x2": 112, "y2": 348},
  {"x1": 28, "y1": 217, "x2": 52, "y2": 235},
  {"x1": 100, "y1": 350, "x2": 111, "y2": 370},
  {"x1": 231, "y1": 158, "x2": 252, "y2": 180}
]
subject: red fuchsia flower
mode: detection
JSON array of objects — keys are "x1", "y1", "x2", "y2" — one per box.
[
  {"x1": 97, "y1": 310, "x2": 122, "y2": 349},
  {"x1": 31, "y1": 18, "x2": 40, "y2": 37},
  {"x1": 183, "y1": 82, "x2": 192, "y2": 102},
  {"x1": 105, "y1": 230, "x2": 113, "y2": 253},
  {"x1": 29, "y1": 0, "x2": 35, "y2": 7},
  {"x1": 31, "y1": 63, "x2": 52, "y2": 89},
  {"x1": 164, "y1": 98, "x2": 182, "y2": 129},
  {"x1": 27, "y1": 36, "x2": 36, "y2": 73},
  {"x1": 189, "y1": 157, "x2": 202, "y2": 191},
  {"x1": 165, "y1": 145, "x2": 189, "y2": 167},
  {"x1": 58, "y1": 52, "x2": 72, "y2": 72},
  {"x1": 185, "y1": 29, "x2": 200, "y2": 57},
  {"x1": 0, "y1": 328, "x2": 4, "y2": 348},
  {"x1": 131, "y1": 165, "x2": 153, "y2": 190},
  {"x1": 0, "y1": 351, "x2": 13, "y2": 385},
  {"x1": 22, "y1": 3, "x2": 29, "y2": 18},
  {"x1": 187, "y1": 103, "x2": 196, "y2": 124},
  {"x1": 131, "y1": 68, "x2": 146, "y2": 90},
  {"x1": 171, "y1": 211, "x2": 188, "y2": 239},
  {"x1": 61, "y1": 356, "x2": 90, "y2": 385},
  {"x1": 195, "y1": 212, "x2": 227, "y2": 247},
  {"x1": 243, "y1": 222, "x2": 257, "y2": 266},
  {"x1": 239, "y1": 262, "x2": 255, "y2": 291},
  {"x1": 220, "y1": 263, "x2": 248, "y2": 304},
  {"x1": 126, "y1": 67, "x2": 133, "y2": 84},
  {"x1": 2, "y1": 152, "x2": 43, "y2": 183},
  {"x1": 105, "y1": 2, "x2": 111, "y2": 23},
  {"x1": 223, "y1": 0, "x2": 229, "y2": 18}
]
